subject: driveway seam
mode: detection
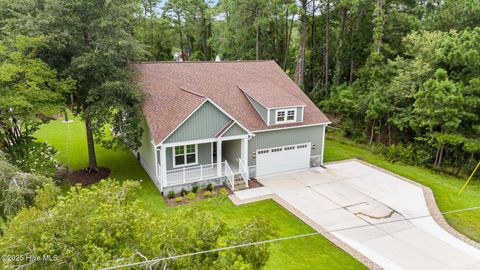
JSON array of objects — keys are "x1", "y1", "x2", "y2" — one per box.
[{"x1": 346, "y1": 158, "x2": 480, "y2": 250}]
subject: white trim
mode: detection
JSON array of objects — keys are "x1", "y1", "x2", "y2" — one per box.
[
  {"x1": 321, "y1": 125, "x2": 326, "y2": 165},
  {"x1": 157, "y1": 98, "x2": 252, "y2": 146},
  {"x1": 300, "y1": 107, "x2": 304, "y2": 122},
  {"x1": 158, "y1": 99, "x2": 209, "y2": 146},
  {"x1": 268, "y1": 104, "x2": 306, "y2": 109},
  {"x1": 245, "y1": 93, "x2": 270, "y2": 126},
  {"x1": 242, "y1": 90, "x2": 306, "y2": 110},
  {"x1": 160, "y1": 146, "x2": 167, "y2": 187},
  {"x1": 206, "y1": 98, "x2": 252, "y2": 136},
  {"x1": 242, "y1": 91, "x2": 270, "y2": 110},
  {"x1": 218, "y1": 121, "x2": 244, "y2": 138},
  {"x1": 267, "y1": 108, "x2": 271, "y2": 126},
  {"x1": 161, "y1": 134, "x2": 249, "y2": 148},
  {"x1": 274, "y1": 109, "x2": 297, "y2": 124},
  {"x1": 253, "y1": 122, "x2": 331, "y2": 133},
  {"x1": 151, "y1": 140, "x2": 158, "y2": 179},
  {"x1": 172, "y1": 144, "x2": 198, "y2": 168}
]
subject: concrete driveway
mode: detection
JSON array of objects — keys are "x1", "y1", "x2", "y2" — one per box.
[{"x1": 234, "y1": 160, "x2": 480, "y2": 270}]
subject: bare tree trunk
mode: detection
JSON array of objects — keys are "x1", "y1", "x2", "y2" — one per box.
[
  {"x1": 201, "y1": 10, "x2": 209, "y2": 60},
  {"x1": 375, "y1": 0, "x2": 384, "y2": 53},
  {"x1": 85, "y1": 115, "x2": 98, "y2": 172},
  {"x1": 256, "y1": 24, "x2": 260, "y2": 60},
  {"x1": 176, "y1": 13, "x2": 184, "y2": 60},
  {"x1": 387, "y1": 122, "x2": 392, "y2": 145},
  {"x1": 333, "y1": 7, "x2": 347, "y2": 86},
  {"x1": 309, "y1": 0, "x2": 316, "y2": 89},
  {"x1": 324, "y1": 0, "x2": 330, "y2": 94},
  {"x1": 294, "y1": 0, "x2": 308, "y2": 87},
  {"x1": 369, "y1": 119, "x2": 376, "y2": 145},
  {"x1": 283, "y1": 10, "x2": 294, "y2": 70},
  {"x1": 349, "y1": 12, "x2": 362, "y2": 85}
]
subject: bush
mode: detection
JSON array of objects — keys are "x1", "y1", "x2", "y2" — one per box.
[
  {"x1": 4, "y1": 141, "x2": 58, "y2": 177},
  {"x1": 186, "y1": 192, "x2": 196, "y2": 201},
  {"x1": 206, "y1": 183, "x2": 214, "y2": 191},
  {"x1": 0, "y1": 156, "x2": 57, "y2": 218},
  {"x1": 378, "y1": 143, "x2": 434, "y2": 167},
  {"x1": 219, "y1": 187, "x2": 228, "y2": 196},
  {"x1": 191, "y1": 185, "x2": 199, "y2": 193},
  {"x1": 180, "y1": 188, "x2": 187, "y2": 196},
  {"x1": 175, "y1": 197, "x2": 183, "y2": 203},
  {"x1": 167, "y1": 190, "x2": 175, "y2": 199},
  {"x1": 204, "y1": 191, "x2": 212, "y2": 198}
]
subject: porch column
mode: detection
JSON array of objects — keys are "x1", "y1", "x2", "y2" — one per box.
[
  {"x1": 216, "y1": 140, "x2": 222, "y2": 176},
  {"x1": 321, "y1": 125, "x2": 326, "y2": 165},
  {"x1": 241, "y1": 137, "x2": 248, "y2": 165},
  {"x1": 160, "y1": 146, "x2": 167, "y2": 187}
]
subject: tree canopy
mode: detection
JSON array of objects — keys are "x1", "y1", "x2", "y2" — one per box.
[{"x1": 0, "y1": 180, "x2": 275, "y2": 269}]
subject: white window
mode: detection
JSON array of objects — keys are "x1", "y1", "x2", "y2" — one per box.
[
  {"x1": 173, "y1": 144, "x2": 197, "y2": 167},
  {"x1": 275, "y1": 109, "x2": 296, "y2": 124}
]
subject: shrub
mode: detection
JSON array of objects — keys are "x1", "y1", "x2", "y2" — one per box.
[
  {"x1": 206, "y1": 183, "x2": 214, "y2": 191},
  {"x1": 175, "y1": 197, "x2": 183, "y2": 203},
  {"x1": 219, "y1": 187, "x2": 228, "y2": 196},
  {"x1": 167, "y1": 190, "x2": 175, "y2": 199},
  {"x1": 204, "y1": 191, "x2": 212, "y2": 198},
  {"x1": 180, "y1": 188, "x2": 188, "y2": 196},
  {"x1": 186, "y1": 192, "x2": 196, "y2": 201},
  {"x1": 0, "y1": 156, "x2": 57, "y2": 218},
  {"x1": 211, "y1": 191, "x2": 217, "y2": 197},
  {"x1": 4, "y1": 141, "x2": 58, "y2": 177},
  {"x1": 191, "y1": 185, "x2": 199, "y2": 193}
]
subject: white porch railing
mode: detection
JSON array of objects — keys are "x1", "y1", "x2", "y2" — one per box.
[
  {"x1": 238, "y1": 158, "x2": 249, "y2": 188},
  {"x1": 224, "y1": 161, "x2": 235, "y2": 191},
  {"x1": 160, "y1": 162, "x2": 225, "y2": 187}
]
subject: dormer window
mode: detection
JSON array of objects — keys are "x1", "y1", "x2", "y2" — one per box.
[{"x1": 276, "y1": 109, "x2": 296, "y2": 124}]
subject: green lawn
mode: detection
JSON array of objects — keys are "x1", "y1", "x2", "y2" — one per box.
[
  {"x1": 325, "y1": 135, "x2": 480, "y2": 242},
  {"x1": 35, "y1": 115, "x2": 366, "y2": 270}
]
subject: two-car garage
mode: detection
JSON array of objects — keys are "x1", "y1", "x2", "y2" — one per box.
[{"x1": 255, "y1": 143, "x2": 312, "y2": 177}]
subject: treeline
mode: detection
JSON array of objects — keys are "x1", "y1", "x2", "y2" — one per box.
[
  {"x1": 135, "y1": 0, "x2": 480, "y2": 175},
  {"x1": 1, "y1": 0, "x2": 478, "y2": 175}
]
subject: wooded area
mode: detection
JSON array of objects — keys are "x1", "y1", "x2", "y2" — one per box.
[
  {"x1": 133, "y1": 0, "x2": 480, "y2": 176},
  {"x1": 0, "y1": 0, "x2": 479, "y2": 176}
]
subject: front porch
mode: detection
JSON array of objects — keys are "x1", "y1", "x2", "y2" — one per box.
[{"x1": 155, "y1": 136, "x2": 250, "y2": 192}]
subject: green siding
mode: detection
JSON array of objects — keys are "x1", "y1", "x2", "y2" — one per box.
[
  {"x1": 166, "y1": 142, "x2": 212, "y2": 170},
  {"x1": 221, "y1": 123, "x2": 247, "y2": 137},
  {"x1": 269, "y1": 107, "x2": 304, "y2": 125},
  {"x1": 248, "y1": 125, "x2": 325, "y2": 166},
  {"x1": 164, "y1": 101, "x2": 231, "y2": 143},
  {"x1": 222, "y1": 139, "x2": 241, "y2": 165},
  {"x1": 246, "y1": 95, "x2": 268, "y2": 123},
  {"x1": 138, "y1": 118, "x2": 156, "y2": 179}
]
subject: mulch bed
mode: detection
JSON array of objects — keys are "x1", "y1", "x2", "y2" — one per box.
[
  {"x1": 248, "y1": 178, "x2": 264, "y2": 188},
  {"x1": 164, "y1": 185, "x2": 230, "y2": 207},
  {"x1": 69, "y1": 167, "x2": 111, "y2": 186}
]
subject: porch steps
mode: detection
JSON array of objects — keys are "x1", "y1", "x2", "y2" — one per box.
[{"x1": 233, "y1": 176, "x2": 248, "y2": 190}]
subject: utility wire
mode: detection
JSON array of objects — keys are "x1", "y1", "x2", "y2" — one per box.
[{"x1": 99, "y1": 205, "x2": 480, "y2": 270}]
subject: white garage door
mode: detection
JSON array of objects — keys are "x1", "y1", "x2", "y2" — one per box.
[{"x1": 256, "y1": 143, "x2": 311, "y2": 177}]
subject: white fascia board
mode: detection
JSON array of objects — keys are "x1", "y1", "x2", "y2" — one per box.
[{"x1": 253, "y1": 122, "x2": 331, "y2": 133}]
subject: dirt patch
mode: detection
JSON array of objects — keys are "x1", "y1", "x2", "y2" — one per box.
[
  {"x1": 248, "y1": 178, "x2": 264, "y2": 189},
  {"x1": 164, "y1": 185, "x2": 230, "y2": 207},
  {"x1": 69, "y1": 167, "x2": 111, "y2": 186}
]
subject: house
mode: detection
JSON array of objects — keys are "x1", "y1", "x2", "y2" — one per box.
[{"x1": 132, "y1": 61, "x2": 331, "y2": 193}]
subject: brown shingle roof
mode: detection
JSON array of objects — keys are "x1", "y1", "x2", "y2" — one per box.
[
  {"x1": 133, "y1": 61, "x2": 330, "y2": 144},
  {"x1": 238, "y1": 82, "x2": 305, "y2": 108}
]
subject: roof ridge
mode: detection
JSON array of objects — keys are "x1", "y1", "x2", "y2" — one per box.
[
  {"x1": 133, "y1": 60, "x2": 275, "y2": 65},
  {"x1": 178, "y1": 86, "x2": 205, "y2": 98}
]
